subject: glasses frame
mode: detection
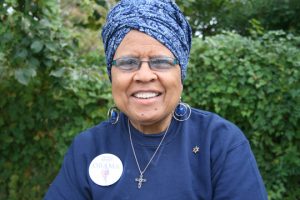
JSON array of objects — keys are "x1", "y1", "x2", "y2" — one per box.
[{"x1": 111, "y1": 57, "x2": 179, "y2": 71}]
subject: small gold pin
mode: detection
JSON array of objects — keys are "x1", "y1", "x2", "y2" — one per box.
[{"x1": 192, "y1": 146, "x2": 199, "y2": 154}]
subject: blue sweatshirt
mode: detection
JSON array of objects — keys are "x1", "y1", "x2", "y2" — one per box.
[{"x1": 45, "y1": 109, "x2": 268, "y2": 199}]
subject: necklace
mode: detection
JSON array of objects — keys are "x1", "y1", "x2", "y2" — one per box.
[{"x1": 127, "y1": 119, "x2": 171, "y2": 189}]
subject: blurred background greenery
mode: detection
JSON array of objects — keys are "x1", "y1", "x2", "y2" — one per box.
[{"x1": 0, "y1": 0, "x2": 299, "y2": 199}]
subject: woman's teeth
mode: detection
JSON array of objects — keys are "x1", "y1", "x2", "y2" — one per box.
[{"x1": 134, "y1": 92, "x2": 159, "y2": 99}]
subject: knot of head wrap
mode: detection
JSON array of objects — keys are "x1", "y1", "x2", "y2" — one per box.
[{"x1": 101, "y1": 0, "x2": 192, "y2": 81}]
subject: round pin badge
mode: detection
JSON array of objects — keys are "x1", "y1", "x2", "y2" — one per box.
[{"x1": 89, "y1": 153, "x2": 123, "y2": 186}]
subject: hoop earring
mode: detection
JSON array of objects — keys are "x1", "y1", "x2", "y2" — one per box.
[
  {"x1": 173, "y1": 101, "x2": 191, "y2": 121},
  {"x1": 107, "y1": 106, "x2": 119, "y2": 124}
]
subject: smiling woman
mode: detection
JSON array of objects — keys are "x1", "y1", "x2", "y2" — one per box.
[
  {"x1": 111, "y1": 30, "x2": 183, "y2": 133},
  {"x1": 44, "y1": 0, "x2": 268, "y2": 199}
]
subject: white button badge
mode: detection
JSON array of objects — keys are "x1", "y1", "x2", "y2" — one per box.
[{"x1": 89, "y1": 153, "x2": 123, "y2": 186}]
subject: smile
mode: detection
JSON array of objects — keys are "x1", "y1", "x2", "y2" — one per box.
[{"x1": 133, "y1": 92, "x2": 160, "y2": 99}]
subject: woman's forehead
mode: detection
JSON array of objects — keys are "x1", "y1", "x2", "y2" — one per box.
[
  {"x1": 120, "y1": 31, "x2": 162, "y2": 46},
  {"x1": 114, "y1": 31, "x2": 173, "y2": 57}
]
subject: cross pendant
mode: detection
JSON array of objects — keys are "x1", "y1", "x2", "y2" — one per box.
[{"x1": 135, "y1": 174, "x2": 147, "y2": 189}]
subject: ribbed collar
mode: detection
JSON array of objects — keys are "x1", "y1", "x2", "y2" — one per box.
[{"x1": 119, "y1": 113, "x2": 181, "y2": 147}]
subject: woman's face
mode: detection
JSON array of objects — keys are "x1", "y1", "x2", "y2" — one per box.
[{"x1": 111, "y1": 30, "x2": 182, "y2": 134}]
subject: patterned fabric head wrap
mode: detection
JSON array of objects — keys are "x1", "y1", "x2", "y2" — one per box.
[{"x1": 101, "y1": 0, "x2": 192, "y2": 81}]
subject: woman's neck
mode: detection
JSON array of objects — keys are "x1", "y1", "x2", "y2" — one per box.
[{"x1": 129, "y1": 114, "x2": 173, "y2": 134}]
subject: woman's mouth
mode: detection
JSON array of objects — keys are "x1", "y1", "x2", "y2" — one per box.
[{"x1": 133, "y1": 92, "x2": 160, "y2": 99}]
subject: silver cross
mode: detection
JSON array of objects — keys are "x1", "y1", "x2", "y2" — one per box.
[{"x1": 135, "y1": 174, "x2": 147, "y2": 189}]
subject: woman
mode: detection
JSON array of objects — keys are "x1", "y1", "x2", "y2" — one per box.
[{"x1": 45, "y1": 0, "x2": 268, "y2": 199}]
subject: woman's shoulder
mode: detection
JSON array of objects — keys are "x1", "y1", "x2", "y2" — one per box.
[
  {"x1": 74, "y1": 120, "x2": 111, "y2": 141},
  {"x1": 70, "y1": 118, "x2": 125, "y2": 154},
  {"x1": 189, "y1": 108, "x2": 248, "y2": 150},
  {"x1": 190, "y1": 108, "x2": 243, "y2": 130}
]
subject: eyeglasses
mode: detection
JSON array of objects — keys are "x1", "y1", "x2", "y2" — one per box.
[{"x1": 111, "y1": 57, "x2": 178, "y2": 71}]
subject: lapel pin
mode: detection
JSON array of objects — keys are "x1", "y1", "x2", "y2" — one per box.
[{"x1": 193, "y1": 146, "x2": 199, "y2": 154}]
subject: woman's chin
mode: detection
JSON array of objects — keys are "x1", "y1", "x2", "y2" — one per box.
[{"x1": 127, "y1": 111, "x2": 172, "y2": 133}]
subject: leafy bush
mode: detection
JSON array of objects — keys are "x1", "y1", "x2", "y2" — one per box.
[
  {"x1": 184, "y1": 31, "x2": 300, "y2": 200},
  {"x1": 0, "y1": 1, "x2": 110, "y2": 199}
]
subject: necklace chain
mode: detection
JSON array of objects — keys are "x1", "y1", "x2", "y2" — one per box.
[{"x1": 127, "y1": 119, "x2": 170, "y2": 189}]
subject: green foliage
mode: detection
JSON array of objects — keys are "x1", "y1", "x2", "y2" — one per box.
[
  {"x1": 177, "y1": 0, "x2": 300, "y2": 37},
  {"x1": 183, "y1": 31, "x2": 300, "y2": 200},
  {"x1": 60, "y1": 0, "x2": 108, "y2": 53},
  {"x1": 0, "y1": 0, "x2": 110, "y2": 199}
]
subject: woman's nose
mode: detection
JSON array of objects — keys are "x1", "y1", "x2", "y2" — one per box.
[{"x1": 133, "y1": 62, "x2": 158, "y2": 82}]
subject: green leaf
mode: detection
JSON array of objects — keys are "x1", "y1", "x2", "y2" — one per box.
[
  {"x1": 50, "y1": 67, "x2": 66, "y2": 78},
  {"x1": 1, "y1": 32, "x2": 14, "y2": 44},
  {"x1": 14, "y1": 68, "x2": 37, "y2": 85},
  {"x1": 45, "y1": 43, "x2": 57, "y2": 52},
  {"x1": 28, "y1": 58, "x2": 40, "y2": 68},
  {"x1": 30, "y1": 40, "x2": 44, "y2": 53},
  {"x1": 14, "y1": 49, "x2": 28, "y2": 60}
]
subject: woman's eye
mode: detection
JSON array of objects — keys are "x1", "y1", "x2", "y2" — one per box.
[
  {"x1": 126, "y1": 59, "x2": 138, "y2": 65},
  {"x1": 151, "y1": 59, "x2": 173, "y2": 69},
  {"x1": 117, "y1": 58, "x2": 139, "y2": 70},
  {"x1": 119, "y1": 59, "x2": 135, "y2": 65}
]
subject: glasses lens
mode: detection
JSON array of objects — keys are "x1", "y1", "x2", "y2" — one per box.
[
  {"x1": 115, "y1": 58, "x2": 140, "y2": 71},
  {"x1": 150, "y1": 58, "x2": 176, "y2": 70}
]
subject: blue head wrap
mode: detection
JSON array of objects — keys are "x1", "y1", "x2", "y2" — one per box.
[{"x1": 101, "y1": 0, "x2": 192, "y2": 81}]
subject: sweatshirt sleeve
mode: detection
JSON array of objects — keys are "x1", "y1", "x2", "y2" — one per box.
[
  {"x1": 44, "y1": 141, "x2": 91, "y2": 200},
  {"x1": 212, "y1": 140, "x2": 268, "y2": 200}
]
